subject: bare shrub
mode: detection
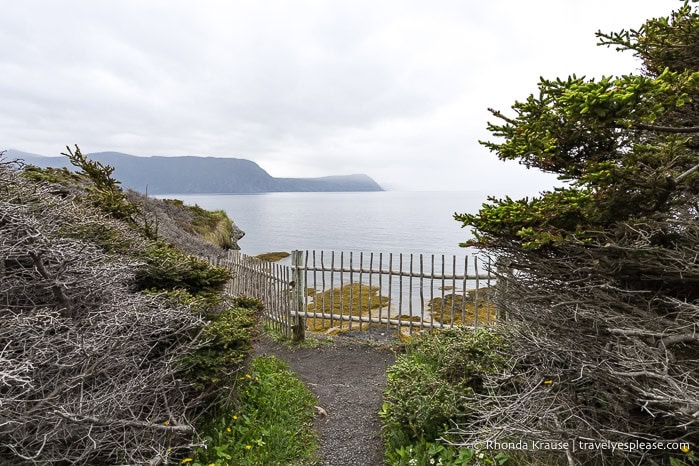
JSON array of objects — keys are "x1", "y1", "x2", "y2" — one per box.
[
  {"x1": 449, "y1": 215, "x2": 699, "y2": 464},
  {"x1": 126, "y1": 190, "x2": 244, "y2": 258},
  {"x1": 0, "y1": 156, "x2": 215, "y2": 464}
]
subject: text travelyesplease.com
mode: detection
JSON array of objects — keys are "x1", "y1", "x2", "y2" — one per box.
[{"x1": 470, "y1": 440, "x2": 691, "y2": 453}]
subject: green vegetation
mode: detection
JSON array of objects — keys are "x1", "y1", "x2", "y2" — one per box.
[
  {"x1": 254, "y1": 251, "x2": 291, "y2": 262},
  {"x1": 32, "y1": 149, "x2": 321, "y2": 465},
  {"x1": 164, "y1": 199, "x2": 237, "y2": 249},
  {"x1": 264, "y1": 322, "x2": 335, "y2": 349},
  {"x1": 188, "y1": 356, "x2": 319, "y2": 466},
  {"x1": 452, "y1": 3, "x2": 699, "y2": 463},
  {"x1": 21, "y1": 164, "x2": 84, "y2": 185},
  {"x1": 22, "y1": 151, "x2": 240, "y2": 252},
  {"x1": 181, "y1": 297, "x2": 260, "y2": 393},
  {"x1": 388, "y1": 442, "x2": 508, "y2": 466},
  {"x1": 0, "y1": 148, "x2": 259, "y2": 464},
  {"x1": 380, "y1": 328, "x2": 508, "y2": 465},
  {"x1": 457, "y1": 5, "x2": 698, "y2": 251},
  {"x1": 135, "y1": 242, "x2": 231, "y2": 294},
  {"x1": 10, "y1": 6, "x2": 697, "y2": 465},
  {"x1": 22, "y1": 152, "x2": 235, "y2": 294},
  {"x1": 63, "y1": 144, "x2": 140, "y2": 221}
]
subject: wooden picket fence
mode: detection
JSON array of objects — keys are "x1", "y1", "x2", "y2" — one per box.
[{"x1": 215, "y1": 249, "x2": 497, "y2": 341}]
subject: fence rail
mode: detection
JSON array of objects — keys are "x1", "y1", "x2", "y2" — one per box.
[
  {"x1": 216, "y1": 249, "x2": 497, "y2": 340},
  {"x1": 216, "y1": 251, "x2": 295, "y2": 338}
]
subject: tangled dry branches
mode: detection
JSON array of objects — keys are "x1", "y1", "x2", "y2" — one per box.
[
  {"x1": 450, "y1": 214, "x2": 699, "y2": 464},
  {"x1": 0, "y1": 157, "x2": 214, "y2": 464}
]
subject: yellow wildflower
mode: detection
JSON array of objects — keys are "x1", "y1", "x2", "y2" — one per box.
[
  {"x1": 681, "y1": 444, "x2": 690, "y2": 453},
  {"x1": 233, "y1": 415, "x2": 238, "y2": 420},
  {"x1": 245, "y1": 374, "x2": 252, "y2": 379},
  {"x1": 181, "y1": 459, "x2": 193, "y2": 464},
  {"x1": 226, "y1": 427, "x2": 231, "y2": 433},
  {"x1": 245, "y1": 445, "x2": 252, "y2": 450},
  {"x1": 163, "y1": 420, "x2": 170, "y2": 426}
]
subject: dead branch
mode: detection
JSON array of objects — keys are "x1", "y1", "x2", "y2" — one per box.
[
  {"x1": 0, "y1": 154, "x2": 220, "y2": 465},
  {"x1": 448, "y1": 213, "x2": 699, "y2": 463}
]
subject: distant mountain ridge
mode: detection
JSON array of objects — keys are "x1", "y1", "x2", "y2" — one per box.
[{"x1": 6, "y1": 150, "x2": 383, "y2": 194}]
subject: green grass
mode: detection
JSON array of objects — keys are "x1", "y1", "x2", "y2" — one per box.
[
  {"x1": 164, "y1": 200, "x2": 237, "y2": 249},
  {"x1": 264, "y1": 323, "x2": 334, "y2": 348},
  {"x1": 190, "y1": 207, "x2": 236, "y2": 249},
  {"x1": 188, "y1": 356, "x2": 319, "y2": 466}
]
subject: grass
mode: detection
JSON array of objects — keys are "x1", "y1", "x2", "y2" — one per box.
[
  {"x1": 192, "y1": 208, "x2": 236, "y2": 249},
  {"x1": 164, "y1": 200, "x2": 237, "y2": 249},
  {"x1": 305, "y1": 283, "x2": 389, "y2": 334},
  {"x1": 188, "y1": 356, "x2": 319, "y2": 466},
  {"x1": 264, "y1": 322, "x2": 335, "y2": 349},
  {"x1": 202, "y1": 217, "x2": 236, "y2": 249}
]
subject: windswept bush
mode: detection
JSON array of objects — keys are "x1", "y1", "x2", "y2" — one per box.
[
  {"x1": 135, "y1": 242, "x2": 231, "y2": 294},
  {"x1": 380, "y1": 328, "x2": 508, "y2": 464},
  {"x1": 455, "y1": 4, "x2": 699, "y2": 464},
  {"x1": 182, "y1": 301, "x2": 258, "y2": 393},
  {"x1": 63, "y1": 144, "x2": 140, "y2": 221},
  {"x1": 0, "y1": 154, "x2": 255, "y2": 465},
  {"x1": 131, "y1": 192, "x2": 244, "y2": 257}
]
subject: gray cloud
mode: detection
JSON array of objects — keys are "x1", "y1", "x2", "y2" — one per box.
[{"x1": 1, "y1": 0, "x2": 671, "y2": 190}]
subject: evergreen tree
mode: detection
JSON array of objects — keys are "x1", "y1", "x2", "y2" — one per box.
[{"x1": 455, "y1": 3, "x2": 698, "y2": 463}]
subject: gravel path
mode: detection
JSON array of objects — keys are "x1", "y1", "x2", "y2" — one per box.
[{"x1": 253, "y1": 333, "x2": 396, "y2": 466}]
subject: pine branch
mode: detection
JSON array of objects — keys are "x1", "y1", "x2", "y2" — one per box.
[
  {"x1": 676, "y1": 162, "x2": 699, "y2": 182},
  {"x1": 635, "y1": 123, "x2": 699, "y2": 133}
]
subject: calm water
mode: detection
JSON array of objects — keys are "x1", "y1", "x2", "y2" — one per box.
[{"x1": 158, "y1": 191, "x2": 491, "y2": 259}]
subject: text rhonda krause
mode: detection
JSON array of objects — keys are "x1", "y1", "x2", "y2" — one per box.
[{"x1": 476, "y1": 440, "x2": 691, "y2": 453}]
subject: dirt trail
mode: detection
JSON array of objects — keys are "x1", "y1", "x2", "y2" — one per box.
[{"x1": 253, "y1": 333, "x2": 396, "y2": 466}]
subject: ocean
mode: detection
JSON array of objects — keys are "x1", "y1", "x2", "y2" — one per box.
[
  {"x1": 156, "y1": 190, "x2": 493, "y2": 260},
  {"x1": 157, "y1": 190, "x2": 512, "y2": 316}
]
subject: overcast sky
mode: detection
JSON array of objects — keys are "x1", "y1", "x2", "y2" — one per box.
[{"x1": 1, "y1": 1, "x2": 676, "y2": 191}]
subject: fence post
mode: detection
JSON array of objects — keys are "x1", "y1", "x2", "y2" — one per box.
[
  {"x1": 495, "y1": 256, "x2": 508, "y2": 321},
  {"x1": 291, "y1": 250, "x2": 306, "y2": 342}
]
